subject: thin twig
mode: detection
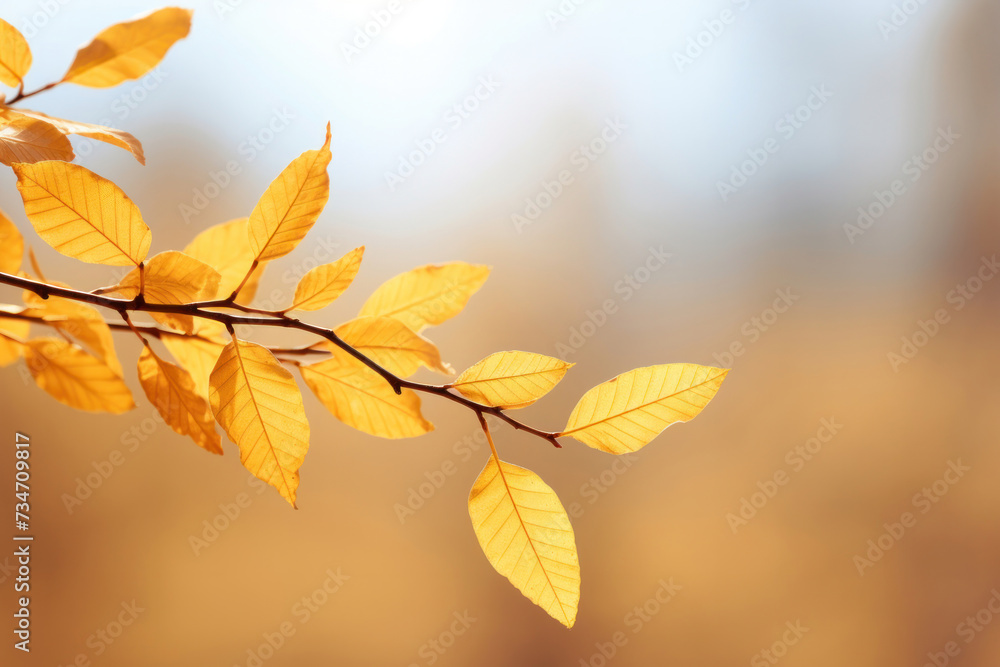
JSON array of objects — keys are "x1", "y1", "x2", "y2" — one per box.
[
  {"x1": 5, "y1": 81, "x2": 60, "y2": 105},
  {"x1": 0, "y1": 270, "x2": 564, "y2": 447}
]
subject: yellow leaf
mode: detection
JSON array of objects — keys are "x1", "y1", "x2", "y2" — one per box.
[
  {"x1": 183, "y1": 218, "x2": 263, "y2": 304},
  {"x1": 163, "y1": 319, "x2": 226, "y2": 400},
  {"x1": 300, "y1": 349, "x2": 433, "y2": 439},
  {"x1": 137, "y1": 345, "x2": 222, "y2": 454},
  {"x1": 0, "y1": 315, "x2": 28, "y2": 366},
  {"x1": 562, "y1": 364, "x2": 728, "y2": 454},
  {"x1": 287, "y1": 246, "x2": 363, "y2": 312},
  {"x1": 114, "y1": 251, "x2": 220, "y2": 333},
  {"x1": 9, "y1": 108, "x2": 145, "y2": 164},
  {"x1": 333, "y1": 316, "x2": 451, "y2": 377},
  {"x1": 452, "y1": 351, "x2": 572, "y2": 409},
  {"x1": 62, "y1": 7, "x2": 192, "y2": 88},
  {"x1": 0, "y1": 110, "x2": 74, "y2": 165},
  {"x1": 0, "y1": 17, "x2": 31, "y2": 87},
  {"x1": 358, "y1": 262, "x2": 490, "y2": 332},
  {"x1": 248, "y1": 124, "x2": 332, "y2": 263},
  {"x1": 209, "y1": 338, "x2": 310, "y2": 507},
  {"x1": 25, "y1": 337, "x2": 134, "y2": 413},
  {"x1": 22, "y1": 294, "x2": 123, "y2": 377},
  {"x1": 12, "y1": 160, "x2": 150, "y2": 266},
  {"x1": 469, "y1": 454, "x2": 580, "y2": 628},
  {"x1": 0, "y1": 207, "x2": 24, "y2": 273}
]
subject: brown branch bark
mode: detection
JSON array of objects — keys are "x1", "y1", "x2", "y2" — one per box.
[
  {"x1": 5, "y1": 81, "x2": 60, "y2": 105},
  {"x1": 0, "y1": 270, "x2": 563, "y2": 447}
]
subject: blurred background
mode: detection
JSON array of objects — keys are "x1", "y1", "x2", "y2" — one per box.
[{"x1": 1, "y1": 0, "x2": 999, "y2": 665}]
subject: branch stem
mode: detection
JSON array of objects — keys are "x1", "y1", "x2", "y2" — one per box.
[
  {"x1": 6, "y1": 81, "x2": 60, "y2": 105},
  {"x1": 0, "y1": 270, "x2": 563, "y2": 447}
]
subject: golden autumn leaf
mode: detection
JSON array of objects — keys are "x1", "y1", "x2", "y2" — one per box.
[
  {"x1": 247, "y1": 124, "x2": 332, "y2": 263},
  {"x1": 163, "y1": 319, "x2": 226, "y2": 399},
  {"x1": 0, "y1": 312, "x2": 28, "y2": 366},
  {"x1": 62, "y1": 7, "x2": 192, "y2": 88},
  {"x1": 333, "y1": 316, "x2": 451, "y2": 377},
  {"x1": 0, "y1": 208, "x2": 24, "y2": 274},
  {"x1": 22, "y1": 293, "x2": 124, "y2": 377},
  {"x1": 358, "y1": 262, "x2": 490, "y2": 333},
  {"x1": 183, "y1": 218, "x2": 264, "y2": 304},
  {"x1": 0, "y1": 17, "x2": 31, "y2": 87},
  {"x1": 209, "y1": 338, "x2": 310, "y2": 507},
  {"x1": 113, "y1": 251, "x2": 221, "y2": 333},
  {"x1": 469, "y1": 454, "x2": 580, "y2": 628},
  {"x1": 287, "y1": 246, "x2": 364, "y2": 312},
  {"x1": 137, "y1": 345, "x2": 222, "y2": 454},
  {"x1": 452, "y1": 351, "x2": 572, "y2": 409},
  {"x1": 300, "y1": 349, "x2": 433, "y2": 439},
  {"x1": 9, "y1": 108, "x2": 145, "y2": 164},
  {"x1": 561, "y1": 363, "x2": 728, "y2": 454},
  {"x1": 12, "y1": 160, "x2": 151, "y2": 266},
  {"x1": 0, "y1": 110, "x2": 75, "y2": 165},
  {"x1": 24, "y1": 337, "x2": 134, "y2": 413}
]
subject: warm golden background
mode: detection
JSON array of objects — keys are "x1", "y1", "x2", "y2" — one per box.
[{"x1": 3, "y1": 0, "x2": 1000, "y2": 665}]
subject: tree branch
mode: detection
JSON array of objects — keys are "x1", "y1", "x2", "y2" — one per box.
[
  {"x1": 0, "y1": 270, "x2": 563, "y2": 447},
  {"x1": 5, "y1": 81, "x2": 60, "y2": 105}
]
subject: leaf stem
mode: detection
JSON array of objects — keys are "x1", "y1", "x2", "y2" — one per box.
[{"x1": 228, "y1": 259, "x2": 259, "y2": 302}]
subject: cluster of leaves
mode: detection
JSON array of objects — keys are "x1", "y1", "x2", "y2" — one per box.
[
  {"x1": 0, "y1": 7, "x2": 191, "y2": 165},
  {"x1": 0, "y1": 7, "x2": 729, "y2": 628}
]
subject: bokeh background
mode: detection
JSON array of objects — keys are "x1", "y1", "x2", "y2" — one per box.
[{"x1": 2, "y1": 0, "x2": 1000, "y2": 665}]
